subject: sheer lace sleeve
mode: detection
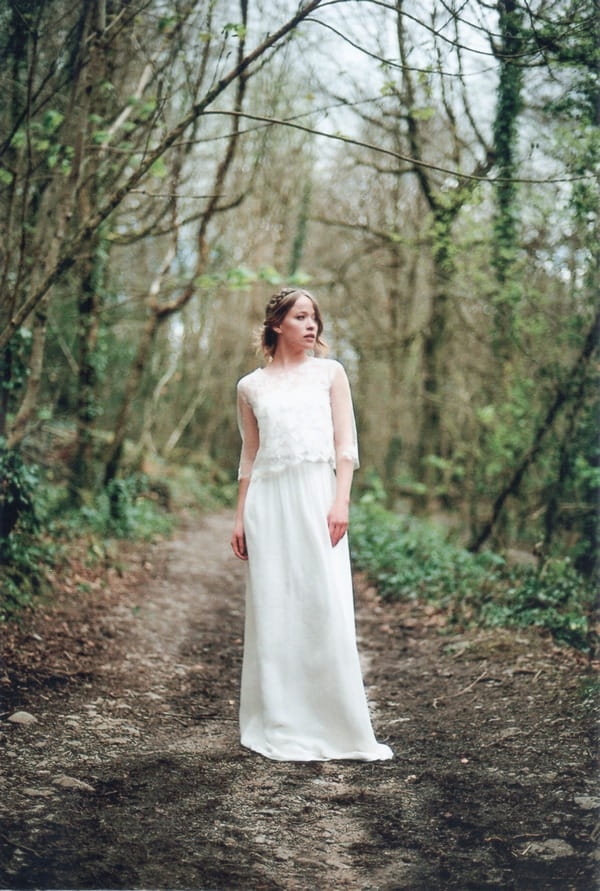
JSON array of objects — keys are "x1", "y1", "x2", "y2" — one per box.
[
  {"x1": 330, "y1": 362, "x2": 359, "y2": 469},
  {"x1": 237, "y1": 383, "x2": 260, "y2": 480}
]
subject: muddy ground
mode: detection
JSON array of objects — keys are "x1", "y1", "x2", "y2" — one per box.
[{"x1": 1, "y1": 510, "x2": 598, "y2": 890}]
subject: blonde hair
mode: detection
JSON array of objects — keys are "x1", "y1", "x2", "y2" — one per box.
[{"x1": 260, "y1": 287, "x2": 327, "y2": 359}]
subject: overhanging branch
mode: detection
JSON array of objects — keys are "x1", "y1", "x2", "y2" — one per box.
[{"x1": 0, "y1": 0, "x2": 324, "y2": 352}]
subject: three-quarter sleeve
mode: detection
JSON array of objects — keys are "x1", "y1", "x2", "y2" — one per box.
[
  {"x1": 330, "y1": 362, "x2": 359, "y2": 469},
  {"x1": 237, "y1": 383, "x2": 260, "y2": 479}
]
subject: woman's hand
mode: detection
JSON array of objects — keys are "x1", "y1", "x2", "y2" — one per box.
[
  {"x1": 231, "y1": 519, "x2": 248, "y2": 560},
  {"x1": 327, "y1": 500, "x2": 349, "y2": 548}
]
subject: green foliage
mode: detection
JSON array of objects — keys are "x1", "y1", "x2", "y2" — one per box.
[
  {"x1": 0, "y1": 447, "x2": 56, "y2": 620},
  {"x1": 226, "y1": 266, "x2": 257, "y2": 289},
  {"x1": 74, "y1": 475, "x2": 173, "y2": 539},
  {"x1": 350, "y1": 500, "x2": 498, "y2": 604},
  {"x1": 410, "y1": 105, "x2": 435, "y2": 121},
  {"x1": 0, "y1": 531, "x2": 56, "y2": 621},
  {"x1": 0, "y1": 444, "x2": 39, "y2": 540},
  {"x1": 478, "y1": 558, "x2": 593, "y2": 649},
  {"x1": 0, "y1": 327, "x2": 32, "y2": 404},
  {"x1": 350, "y1": 499, "x2": 594, "y2": 650},
  {"x1": 0, "y1": 468, "x2": 172, "y2": 621},
  {"x1": 194, "y1": 263, "x2": 310, "y2": 294},
  {"x1": 223, "y1": 22, "x2": 247, "y2": 39},
  {"x1": 9, "y1": 110, "x2": 73, "y2": 173},
  {"x1": 166, "y1": 455, "x2": 237, "y2": 511}
]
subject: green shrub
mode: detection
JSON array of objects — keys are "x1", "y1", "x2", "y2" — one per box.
[
  {"x1": 0, "y1": 445, "x2": 39, "y2": 542},
  {"x1": 0, "y1": 446, "x2": 56, "y2": 620},
  {"x1": 479, "y1": 559, "x2": 594, "y2": 649},
  {"x1": 166, "y1": 458, "x2": 238, "y2": 510},
  {"x1": 1, "y1": 468, "x2": 172, "y2": 621},
  {"x1": 350, "y1": 500, "x2": 594, "y2": 650},
  {"x1": 70, "y1": 474, "x2": 173, "y2": 539}
]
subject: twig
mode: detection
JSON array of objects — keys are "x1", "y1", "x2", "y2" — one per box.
[
  {"x1": 130, "y1": 189, "x2": 221, "y2": 199},
  {"x1": 452, "y1": 669, "x2": 489, "y2": 696},
  {"x1": 159, "y1": 712, "x2": 189, "y2": 726},
  {"x1": 0, "y1": 833, "x2": 39, "y2": 857},
  {"x1": 432, "y1": 668, "x2": 489, "y2": 708}
]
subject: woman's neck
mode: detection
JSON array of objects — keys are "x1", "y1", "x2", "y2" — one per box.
[{"x1": 269, "y1": 347, "x2": 310, "y2": 369}]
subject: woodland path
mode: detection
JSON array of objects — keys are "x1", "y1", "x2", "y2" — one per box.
[{"x1": 1, "y1": 511, "x2": 598, "y2": 890}]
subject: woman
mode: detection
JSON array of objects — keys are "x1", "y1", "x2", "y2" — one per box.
[{"x1": 231, "y1": 287, "x2": 392, "y2": 762}]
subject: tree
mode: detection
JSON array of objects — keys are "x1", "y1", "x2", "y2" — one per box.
[{"x1": 0, "y1": 0, "x2": 324, "y2": 487}]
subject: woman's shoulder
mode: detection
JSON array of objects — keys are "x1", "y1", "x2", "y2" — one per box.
[
  {"x1": 314, "y1": 356, "x2": 347, "y2": 380},
  {"x1": 236, "y1": 368, "x2": 264, "y2": 401},
  {"x1": 237, "y1": 367, "x2": 263, "y2": 388}
]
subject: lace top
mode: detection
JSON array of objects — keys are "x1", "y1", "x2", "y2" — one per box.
[{"x1": 237, "y1": 357, "x2": 359, "y2": 480}]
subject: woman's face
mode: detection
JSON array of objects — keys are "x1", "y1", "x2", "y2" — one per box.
[{"x1": 275, "y1": 295, "x2": 318, "y2": 352}]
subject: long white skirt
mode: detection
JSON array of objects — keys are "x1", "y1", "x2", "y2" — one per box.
[{"x1": 240, "y1": 461, "x2": 393, "y2": 762}]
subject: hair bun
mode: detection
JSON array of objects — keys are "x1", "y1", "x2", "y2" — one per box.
[{"x1": 268, "y1": 287, "x2": 300, "y2": 311}]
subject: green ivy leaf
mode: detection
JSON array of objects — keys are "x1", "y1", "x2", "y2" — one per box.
[
  {"x1": 43, "y1": 110, "x2": 64, "y2": 133},
  {"x1": 223, "y1": 22, "x2": 247, "y2": 38},
  {"x1": 10, "y1": 129, "x2": 26, "y2": 149},
  {"x1": 150, "y1": 157, "x2": 168, "y2": 178},
  {"x1": 258, "y1": 265, "x2": 282, "y2": 284},
  {"x1": 226, "y1": 266, "x2": 256, "y2": 288},
  {"x1": 195, "y1": 273, "x2": 219, "y2": 289},
  {"x1": 289, "y1": 270, "x2": 312, "y2": 286},
  {"x1": 410, "y1": 106, "x2": 435, "y2": 121},
  {"x1": 158, "y1": 15, "x2": 177, "y2": 33}
]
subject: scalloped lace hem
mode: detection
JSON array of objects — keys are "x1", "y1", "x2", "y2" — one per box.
[{"x1": 239, "y1": 456, "x2": 336, "y2": 481}]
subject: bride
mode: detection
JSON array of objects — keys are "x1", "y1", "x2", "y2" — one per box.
[{"x1": 231, "y1": 287, "x2": 392, "y2": 762}]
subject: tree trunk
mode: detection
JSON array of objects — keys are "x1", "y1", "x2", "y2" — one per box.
[
  {"x1": 6, "y1": 296, "x2": 49, "y2": 449},
  {"x1": 103, "y1": 310, "x2": 162, "y2": 487},
  {"x1": 416, "y1": 204, "x2": 459, "y2": 501},
  {"x1": 491, "y1": 0, "x2": 525, "y2": 360},
  {"x1": 4, "y1": 0, "x2": 97, "y2": 451},
  {"x1": 71, "y1": 243, "x2": 103, "y2": 498},
  {"x1": 468, "y1": 308, "x2": 600, "y2": 551},
  {"x1": 102, "y1": 0, "x2": 252, "y2": 486}
]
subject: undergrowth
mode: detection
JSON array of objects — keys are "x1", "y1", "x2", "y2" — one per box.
[
  {"x1": 350, "y1": 501, "x2": 595, "y2": 650},
  {"x1": 0, "y1": 443, "x2": 239, "y2": 621},
  {"x1": 0, "y1": 464, "x2": 173, "y2": 622}
]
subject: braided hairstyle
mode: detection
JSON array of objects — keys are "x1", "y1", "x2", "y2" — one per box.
[{"x1": 261, "y1": 287, "x2": 327, "y2": 359}]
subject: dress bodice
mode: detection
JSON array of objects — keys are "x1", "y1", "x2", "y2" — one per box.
[{"x1": 237, "y1": 357, "x2": 359, "y2": 480}]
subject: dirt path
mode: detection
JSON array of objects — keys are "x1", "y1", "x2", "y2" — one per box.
[{"x1": 1, "y1": 512, "x2": 598, "y2": 890}]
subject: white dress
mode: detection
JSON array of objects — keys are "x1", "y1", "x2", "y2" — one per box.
[{"x1": 236, "y1": 357, "x2": 392, "y2": 762}]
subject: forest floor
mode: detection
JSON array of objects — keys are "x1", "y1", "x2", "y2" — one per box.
[{"x1": 1, "y1": 510, "x2": 599, "y2": 891}]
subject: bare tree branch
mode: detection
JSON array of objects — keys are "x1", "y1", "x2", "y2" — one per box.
[
  {"x1": 0, "y1": 0, "x2": 325, "y2": 353},
  {"x1": 201, "y1": 109, "x2": 589, "y2": 185}
]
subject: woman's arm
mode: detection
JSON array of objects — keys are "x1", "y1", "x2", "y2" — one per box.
[
  {"x1": 231, "y1": 390, "x2": 259, "y2": 561},
  {"x1": 329, "y1": 363, "x2": 359, "y2": 547},
  {"x1": 231, "y1": 477, "x2": 251, "y2": 560},
  {"x1": 327, "y1": 457, "x2": 354, "y2": 547}
]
